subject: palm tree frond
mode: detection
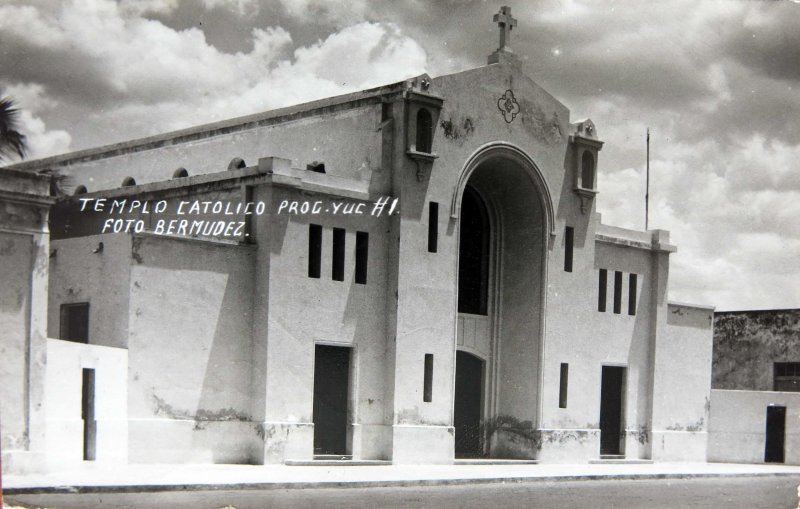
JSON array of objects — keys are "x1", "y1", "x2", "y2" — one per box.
[{"x1": 0, "y1": 96, "x2": 28, "y2": 161}]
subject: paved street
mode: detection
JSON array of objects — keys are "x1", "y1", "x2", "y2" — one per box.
[{"x1": 7, "y1": 475, "x2": 800, "y2": 509}]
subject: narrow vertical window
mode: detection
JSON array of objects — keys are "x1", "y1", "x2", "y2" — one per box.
[
  {"x1": 628, "y1": 273, "x2": 638, "y2": 316},
  {"x1": 564, "y1": 226, "x2": 574, "y2": 272},
  {"x1": 613, "y1": 271, "x2": 623, "y2": 314},
  {"x1": 598, "y1": 269, "x2": 607, "y2": 312},
  {"x1": 332, "y1": 227, "x2": 345, "y2": 281},
  {"x1": 423, "y1": 354, "x2": 434, "y2": 402},
  {"x1": 355, "y1": 231, "x2": 369, "y2": 284},
  {"x1": 428, "y1": 201, "x2": 439, "y2": 253},
  {"x1": 581, "y1": 151, "x2": 595, "y2": 189},
  {"x1": 308, "y1": 224, "x2": 322, "y2": 278},
  {"x1": 416, "y1": 108, "x2": 433, "y2": 153},
  {"x1": 559, "y1": 363, "x2": 569, "y2": 408}
]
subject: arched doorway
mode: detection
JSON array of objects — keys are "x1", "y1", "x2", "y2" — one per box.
[{"x1": 453, "y1": 144, "x2": 551, "y2": 459}]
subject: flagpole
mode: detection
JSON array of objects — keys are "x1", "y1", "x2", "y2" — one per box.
[{"x1": 645, "y1": 127, "x2": 650, "y2": 231}]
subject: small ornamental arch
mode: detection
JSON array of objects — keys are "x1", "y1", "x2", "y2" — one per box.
[{"x1": 172, "y1": 167, "x2": 189, "y2": 178}]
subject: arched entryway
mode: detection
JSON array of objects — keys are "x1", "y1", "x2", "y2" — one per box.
[{"x1": 453, "y1": 143, "x2": 552, "y2": 459}]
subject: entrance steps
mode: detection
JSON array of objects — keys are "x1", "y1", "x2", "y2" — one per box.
[
  {"x1": 454, "y1": 459, "x2": 539, "y2": 465},
  {"x1": 286, "y1": 456, "x2": 392, "y2": 466},
  {"x1": 590, "y1": 456, "x2": 654, "y2": 465},
  {"x1": 286, "y1": 457, "x2": 539, "y2": 466}
]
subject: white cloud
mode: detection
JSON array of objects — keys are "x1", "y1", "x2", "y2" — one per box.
[
  {"x1": 17, "y1": 109, "x2": 73, "y2": 159},
  {"x1": 202, "y1": 0, "x2": 260, "y2": 16},
  {"x1": 0, "y1": 1, "x2": 427, "y2": 143},
  {"x1": 279, "y1": 0, "x2": 369, "y2": 25},
  {"x1": 1, "y1": 82, "x2": 72, "y2": 160},
  {"x1": 597, "y1": 122, "x2": 800, "y2": 309},
  {"x1": 118, "y1": 0, "x2": 179, "y2": 17}
]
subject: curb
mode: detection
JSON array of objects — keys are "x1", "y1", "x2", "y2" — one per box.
[{"x1": 6, "y1": 471, "x2": 800, "y2": 495}]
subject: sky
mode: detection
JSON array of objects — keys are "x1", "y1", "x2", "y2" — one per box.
[{"x1": 1, "y1": 0, "x2": 798, "y2": 311}]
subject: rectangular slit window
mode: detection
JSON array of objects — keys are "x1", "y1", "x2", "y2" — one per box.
[
  {"x1": 559, "y1": 363, "x2": 569, "y2": 408},
  {"x1": 60, "y1": 302, "x2": 89, "y2": 343},
  {"x1": 564, "y1": 226, "x2": 574, "y2": 272},
  {"x1": 308, "y1": 224, "x2": 322, "y2": 278},
  {"x1": 428, "y1": 202, "x2": 439, "y2": 253},
  {"x1": 332, "y1": 227, "x2": 345, "y2": 281},
  {"x1": 355, "y1": 231, "x2": 369, "y2": 284},
  {"x1": 423, "y1": 354, "x2": 434, "y2": 402},
  {"x1": 598, "y1": 269, "x2": 607, "y2": 312},
  {"x1": 613, "y1": 271, "x2": 623, "y2": 314},
  {"x1": 628, "y1": 273, "x2": 638, "y2": 315}
]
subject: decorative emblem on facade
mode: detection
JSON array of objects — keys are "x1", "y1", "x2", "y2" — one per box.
[{"x1": 497, "y1": 89, "x2": 520, "y2": 123}]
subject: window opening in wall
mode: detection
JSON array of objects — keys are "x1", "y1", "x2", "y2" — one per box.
[
  {"x1": 121, "y1": 176, "x2": 136, "y2": 187},
  {"x1": 308, "y1": 224, "x2": 322, "y2": 278},
  {"x1": 228, "y1": 157, "x2": 246, "y2": 170},
  {"x1": 428, "y1": 202, "x2": 439, "y2": 253},
  {"x1": 332, "y1": 227, "x2": 345, "y2": 281},
  {"x1": 60, "y1": 302, "x2": 89, "y2": 343},
  {"x1": 355, "y1": 231, "x2": 369, "y2": 284},
  {"x1": 581, "y1": 151, "x2": 595, "y2": 189},
  {"x1": 307, "y1": 161, "x2": 326, "y2": 173},
  {"x1": 598, "y1": 269, "x2": 607, "y2": 312},
  {"x1": 774, "y1": 362, "x2": 800, "y2": 392},
  {"x1": 416, "y1": 108, "x2": 433, "y2": 153},
  {"x1": 424, "y1": 354, "x2": 434, "y2": 402},
  {"x1": 73, "y1": 185, "x2": 88, "y2": 195},
  {"x1": 172, "y1": 167, "x2": 189, "y2": 178},
  {"x1": 458, "y1": 186, "x2": 490, "y2": 315},
  {"x1": 613, "y1": 271, "x2": 623, "y2": 314},
  {"x1": 564, "y1": 226, "x2": 574, "y2": 272},
  {"x1": 559, "y1": 363, "x2": 569, "y2": 408},
  {"x1": 628, "y1": 274, "x2": 638, "y2": 316}
]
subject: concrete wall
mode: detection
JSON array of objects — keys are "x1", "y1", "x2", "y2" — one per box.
[
  {"x1": 381, "y1": 60, "x2": 574, "y2": 463},
  {"x1": 0, "y1": 231, "x2": 34, "y2": 452},
  {"x1": 26, "y1": 103, "x2": 386, "y2": 196},
  {"x1": 251, "y1": 184, "x2": 392, "y2": 462},
  {"x1": 538, "y1": 233, "x2": 658, "y2": 462},
  {"x1": 126, "y1": 234, "x2": 257, "y2": 464},
  {"x1": 0, "y1": 169, "x2": 52, "y2": 473},
  {"x1": 44, "y1": 338, "x2": 128, "y2": 468},
  {"x1": 713, "y1": 309, "x2": 800, "y2": 391},
  {"x1": 709, "y1": 389, "x2": 800, "y2": 465},
  {"x1": 48, "y1": 234, "x2": 132, "y2": 349},
  {"x1": 651, "y1": 303, "x2": 714, "y2": 461}
]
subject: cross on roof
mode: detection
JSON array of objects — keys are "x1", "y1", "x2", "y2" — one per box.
[{"x1": 493, "y1": 6, "x2": 517, "y2": 51}]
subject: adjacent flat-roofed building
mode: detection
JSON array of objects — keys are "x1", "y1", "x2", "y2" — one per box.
[
  {"x1": 1, "y1": 8, "x2": 715, "y2": 470},
  {"x1": 709, "y1": 309, "x2": 800, "y2": 465}
]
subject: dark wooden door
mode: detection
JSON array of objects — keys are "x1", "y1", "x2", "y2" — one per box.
[
  {"x1": 454, "y1": 350, "x2": 484, "y2": 457},
  {"x1": 600, "y1": 366, "x2": 625, "y2": 456},
  {"x1": 765, "y1": 406, "x2": 786, "y2": 463},
  {"x1": 313, "y1": 345, "x2": 350, "y2": 455}
]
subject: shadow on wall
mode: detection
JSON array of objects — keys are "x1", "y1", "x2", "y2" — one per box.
[{"x1": 129, "y1": 235, "x2": 257, "y2": 463}]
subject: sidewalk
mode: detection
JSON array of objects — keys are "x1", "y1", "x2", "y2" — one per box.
[{"x1": 5, "y1": 462, "x2": 800, "y2": 494}]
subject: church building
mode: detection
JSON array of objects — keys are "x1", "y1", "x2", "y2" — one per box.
[{"x1": 1, "y1": 8, "x2": 715, "y2": 471}]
